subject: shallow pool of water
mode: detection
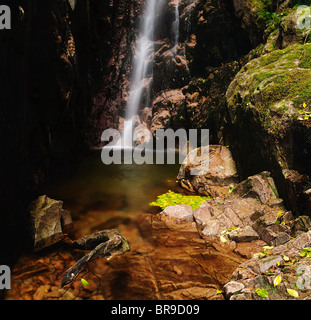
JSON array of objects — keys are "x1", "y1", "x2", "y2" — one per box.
[{"x1": 42, "y1": 151, "x2": 183, "y2": 231}]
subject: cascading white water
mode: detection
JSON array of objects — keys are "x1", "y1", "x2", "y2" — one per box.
[
  {"x1": 117, "y1": 0, "x2": 181, "y2": 148},
  {"x1": 172, "y1": 0, "x2": 180, "y2": 53},
  {"x1": 120, "y1": 0, "x2": 165, "y2": 147}
]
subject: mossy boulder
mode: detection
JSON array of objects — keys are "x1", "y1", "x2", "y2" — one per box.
[
  {"x1": 225, "y1": 21, "x2": 311, "y2": 214},
  {"x1": 227, "y1": 43, "x2": 311, "y2": 131}
]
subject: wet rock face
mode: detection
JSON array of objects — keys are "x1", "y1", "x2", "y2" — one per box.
[
  {"x1": 188, "y1": 0, "x2": 251, "y2": 71},
  {"x1": 177, "y1": 145, "x2": 239, "y2": 198},
  {"x1": 87, "y1": 0, "x2": 252, "y2": 146},
  {"x1": 87, "y1": 0, "x2": 145, "y2": 146},
  {"x1": 149, "y1": 0, "x2": 251, "y2": 137},
  {"x1": 151, "y1": 89, "x2": 186, "y2": 133}
]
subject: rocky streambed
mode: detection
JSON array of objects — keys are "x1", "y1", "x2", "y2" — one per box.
[{"x1": 6, "y1": 145, "x2": 311, "y2": 300}]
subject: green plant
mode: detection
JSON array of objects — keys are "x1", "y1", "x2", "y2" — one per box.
[
  {"x1": 255, "y1": 288, "x2": 269, "y2": 298},
  {"x1": 149, "y1": 190, "x2": 210, "y2": 210},
  {"x1": 300, "y1": 247, "x2": 311, "y2": 258},
  {"x1": 297, "y1": 102, "x2": 311, "y2": 120}
]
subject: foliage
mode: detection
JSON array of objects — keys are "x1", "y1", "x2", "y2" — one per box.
[
  {"x1": 297, "y1": 103, "x2": 311, "y2": 120},
  {"x1": 81, "y1": 278, "x2": 90, "y2": 286},
  {"x1": 149, "y1": 190, "x2": 210, "y2": 210},
  {"x1": 273, "y1": 274, "x2": 282, "y2": 287},
  {"x1": 287, "y1": 288, "x2": 299, "y2": 298},
  {"x1": 256, "y1": 288, "x2": 269, "y2": 298},
  {"x1": 300, "y1": 247, "x2": 311, "y2": 258}
]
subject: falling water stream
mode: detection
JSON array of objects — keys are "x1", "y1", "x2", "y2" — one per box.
[
  {"x1": 172, "y1": 0, "x2": 180, "y2": 53},
  {"x1": 120, "y1": 0, "x2": 180, "y2": 147},
  {"x1": 121, "y1": 0, "x2": 163, "y2": 147}
]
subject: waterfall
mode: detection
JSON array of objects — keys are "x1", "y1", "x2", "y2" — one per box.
[
  {"x1": 120, "y1": 0, "x2": 165, "y2": 148},
  {"x1": 172, "y1": 0, "x2": 180, "y2": 53}
]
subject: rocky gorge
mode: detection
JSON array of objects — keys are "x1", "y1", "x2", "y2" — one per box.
[{"x1": 2, "y1": 0, "x2": 311, "y2": 301}]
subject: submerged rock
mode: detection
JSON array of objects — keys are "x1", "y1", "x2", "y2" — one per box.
[
  {"x1": 29, "y1": 195, "x2": 130, "y2": 288},
  {"x1": 136, "y1": 211, "x2": 245, "y2": 299}
]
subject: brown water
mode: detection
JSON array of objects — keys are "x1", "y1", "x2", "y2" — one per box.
[{"x1": 42, "y1": 151, "x2": 182, "y2": 234}]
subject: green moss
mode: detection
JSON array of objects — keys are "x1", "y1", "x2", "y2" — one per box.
[
  {"x1": 227, "y1": 42, "x2": 311, "y2": 133},
  {"x1": 299, "y1": 44, "x2": 311, "y2": 68},
  {"x1": 149, "y1": 190, "x2": 210, "y2": 210}
]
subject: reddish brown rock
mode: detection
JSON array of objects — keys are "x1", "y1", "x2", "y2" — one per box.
[
  {"x1": 151, "y1": 89, "x2": 186, "y2": 134},
  {"x1": 177, "y1": 145, "x2": 239, "y2": 198}
]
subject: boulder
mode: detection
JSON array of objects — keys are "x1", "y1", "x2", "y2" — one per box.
[
  {"x1": 223, "y1": 281, "x2": 245, "y2": 299},
  {"x1": 177, "y1": 145, "x2": 239, "y2": 198},
  {"x1": 229, "y1": 171, "x2": 279, "y2": 205},
  {"x1": 29, "y1": 195, "x2": 73, "y2": 251},
  {"x1": 225, "y1": 33, "x2": 311, "y2": 214},
  {"x1": 162, "y1": 204, "x2": 194, "y2": 222},
  {"x1": 228, "y1": 226, "x2": 260, "y2": 243}
]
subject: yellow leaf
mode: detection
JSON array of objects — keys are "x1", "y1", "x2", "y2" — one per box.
[
  {"x1": 283, "y1": 255, "x2": 290, "y2": 262},
  {"x1": 81, "y1": 278, "x2": 90, "y2": 286},
  {"x1": 273, "y1": 275, "x2": 282, "y2": 287},
  {"x1": 303, "y1": 103, "x2": 307, "y2": 108},
  {"x1": 287, "y1": 288, "x2": 299, "y2": 298},
  {"x1": 220, "y1": 236, "x2": 227, "y2": 243},
  {"x1": 263, "y1": 246, "x2": 274, "y2": 250}
]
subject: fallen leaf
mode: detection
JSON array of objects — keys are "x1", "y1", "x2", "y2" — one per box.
[
  {"x1": 287, "y1": 288, "x2": 299, "y2": 298},
  {"x1": 81, "y1": 278, "x2": 90, "y2": 286},
  {"x1": 263, "y1": 246, "x2": 274, "y2": 250},
  {"x1": 220, "y1": 236, "x2": 227, "y2": 243},
  {"x1": 274, "y1": 275, "x2": 282, "y2": 287},
  {"x1": 255, "y1": 288, "x2": 269, "y2": 298}
]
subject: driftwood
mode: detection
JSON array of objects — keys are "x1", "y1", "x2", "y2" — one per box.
[
  {"x1": 29, "y1": 195, "x2": 130, "y2": 287},
  {"x1": 60, "y1": 229, "x2": 130, "y2": 287}
]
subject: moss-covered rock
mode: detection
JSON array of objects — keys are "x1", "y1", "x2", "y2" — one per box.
[
  {"x1": 225, "y1": 5, "x2": 311, "y2": 214},
  {"x1": 227, "y1": 43, "x2": 311, "y2": 132}
]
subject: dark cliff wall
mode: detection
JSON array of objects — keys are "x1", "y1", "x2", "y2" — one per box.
[
  {"x1": 86, "y1": 0, "x2": 145, "y2": 146},
  {"x1": 0, "y1": 0, "x2": 110, "y2": 265}
]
